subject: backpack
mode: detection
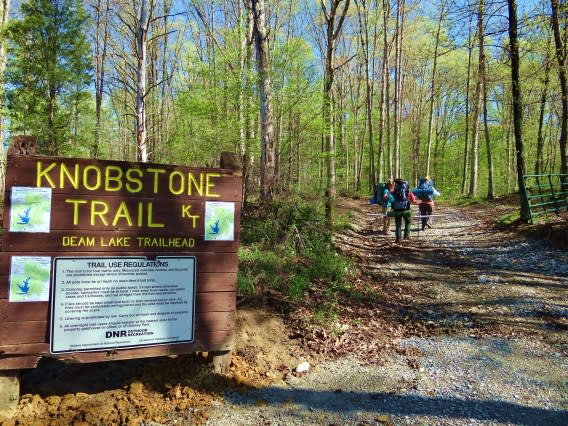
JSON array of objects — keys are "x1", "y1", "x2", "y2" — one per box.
[
  {"x1": 392, "y1": 180, "x2": 410, "y2": 210},
  {"x1": 414, "y1": 178, "x2": 434, "y2": 201},
  {"x1": 369, "y1": 182, "x2": 386, "y2": 204}
]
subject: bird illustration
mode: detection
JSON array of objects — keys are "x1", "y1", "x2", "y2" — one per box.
[
  {"x1": 210, "y1": 219, "x2": 220, "y2": 235},
  {"x1": 17, "y1": 206, "x2": 31, "y2": 225},
  {"x1": 17, "y1": 277, "x2": 31, "y2": 295}
]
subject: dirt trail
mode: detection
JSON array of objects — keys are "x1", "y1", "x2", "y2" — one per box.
[
  {"x1": 206, "y1": 198, "x2": 568, "y2": 425},
  {"x1": 2, "y1": 198, "x2": 567, "y2": 425},
  {"x1": 335, "y1": 198, "x2": 568, "y2": 344}
]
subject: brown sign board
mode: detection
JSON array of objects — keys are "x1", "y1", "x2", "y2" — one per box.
[{"x1": 0, "y1": 155, "x2": 242, "y2": 369}]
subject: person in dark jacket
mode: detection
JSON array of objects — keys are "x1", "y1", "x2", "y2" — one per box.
[{"x1": 389, "y1": 178, "x2": 418, "y2": 243}]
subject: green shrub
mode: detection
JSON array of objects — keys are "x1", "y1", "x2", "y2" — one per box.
[
  {"x1": 238, "y1": 197, "x2": 352, "y2": 303},
  {"x1": 237, "y1": 272, "x2": 255, "y2": 296},
  {"x1": 287, "y1": 271, "x2": 309, "y2": 301}
]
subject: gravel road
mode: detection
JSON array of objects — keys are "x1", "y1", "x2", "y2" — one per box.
[{"x1": 206, "y1": 201, "x2": 568, "y2": 426}]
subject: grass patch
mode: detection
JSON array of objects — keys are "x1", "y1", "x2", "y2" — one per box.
[
  {"x1": 496, "y1": 211, "x2": 520, "y2": 226},
  {"x1": 238, "y1": 197, "x2": 353, "y2": 306}
]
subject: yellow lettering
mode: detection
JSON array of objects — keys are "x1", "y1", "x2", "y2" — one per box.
[
  {"x1": 112, "y1": 201, "x2": 133, "y2": 226},
  {"x1": 83, "y1": 165, "x2": 102, "y2": 191},
  {"x1": 36, "y1": 162, "x2": 57, "y2": 188},
  {"x1": 169, "y1": 171, "x2": 185, "y2": 195},
  {"x1": 135, "y1": 236, "x2": 195, "y2": 248},
  {"x1": 105, "y1": 166, "x2": 123, "y2": 191},
  {"x1": 126, "y1": 168, "x2": 143, "y2": 193},
  {"x1": 60, "y1": 163, "x2": 79, "y2": 189},
  {"x1": 147, "y1": 168, "x2": 166, "y2": 193},
  {"x1": 137, "y1": 202, "x2": 143, "y2": 227},
  {"x1": 147, "y1": 202, "x2": 164, "y2": 228},
  {"x1": 101, "y1": 236, "x2": 131, "y2": 247},
  {"x1": 91, "y1": 201, "x2": 109, "y2": 226},
  {"x1": 188, "y1": 172, "x2": 204, "y2": 196},
  {"x1": 65, "y1": 199, "x2": 88, "y2": 225},
  {"x1": 62, "y1": 236, "x2": 94, "y2": 247},
  {"x1": 206, "y1": 173, "x2": 221, "y2": 197},
  {"x1": 181, "y1": 205, "x2": 200, "y2": 228}
]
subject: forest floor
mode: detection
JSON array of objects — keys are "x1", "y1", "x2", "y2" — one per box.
[{"x1": 1, "y1": 197, "x2": 567, "y2": 425}]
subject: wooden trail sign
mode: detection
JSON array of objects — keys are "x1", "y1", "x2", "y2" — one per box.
[{"x1": 0, "y1": 154, "x2": 242, "y2": 370}]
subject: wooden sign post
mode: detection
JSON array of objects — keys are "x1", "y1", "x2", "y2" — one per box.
[{"x1": 0, "y1": 154, "x2": 242, "y2": 416}]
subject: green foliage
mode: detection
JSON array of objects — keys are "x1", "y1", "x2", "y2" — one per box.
[
  {"x1": 5, "y1": 0, "x2": 92, "y2": 155},
  {"x1": 236, "y1": 272, "x2": 255, "y2": 296},
  {"x1": 287, "y1": 272, "x2": 309, "y2": 301},
  {"x1": 238, "y1": 197, "x2": 352, "y2": 301},
  {"x1": 496, "y1": 212, "x2": 520, "y2": 226}
]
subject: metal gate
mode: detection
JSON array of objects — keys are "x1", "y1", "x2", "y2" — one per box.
[{"x1": 522, "y1": 174, "x2": 568, "y2": 223}]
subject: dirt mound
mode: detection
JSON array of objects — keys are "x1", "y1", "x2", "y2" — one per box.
[{"x1": 0, "y1": 309, "x2": 302, "y2": 426}]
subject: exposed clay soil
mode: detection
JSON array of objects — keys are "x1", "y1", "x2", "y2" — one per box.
[{"x1": 1, "y1": 197, "x2": 567, "y2": 425}]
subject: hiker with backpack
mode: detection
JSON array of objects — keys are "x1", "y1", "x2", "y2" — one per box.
[
  {"x1": 369, "y1": 180, "x2": 394, "y2": 234},
  {"x1": 412, "y1": 176, "x2": 441, "y2": 231},
  {"x1": 387, "y1": 178, "x2": 418, "y2": 242},
  {"x1": 380, "y1": 180, "x2": 395, "y2": 234}
]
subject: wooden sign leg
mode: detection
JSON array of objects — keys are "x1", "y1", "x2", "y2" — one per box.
[
  {"x1": 210, "y1": 350, "x2": 232, "y2": 374},
  {"x1": 0, "y1": 371, "x2": 19, "y2": 419}
]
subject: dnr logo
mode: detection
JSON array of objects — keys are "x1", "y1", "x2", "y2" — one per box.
[{"x1": 105, "y1": 330, "x2": 127, "y2": 338}]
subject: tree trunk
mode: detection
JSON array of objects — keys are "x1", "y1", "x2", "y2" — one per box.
[
  {"x1": 468, "y1": 0, "x2": 483, "y2": 197},
  {"x1": 508, "y1": 0, "x2": 530, "y2": 222},
  {"x1": 551, "y1": 0, "x2": 568, "y2": 179},
  {"x1": 251, "y1": 0, "x2": 275, "y2": 201},
  {"x1": 0, "y1": 0, "x2": 10, "y2": 153},
  {"x1": 242, "y1": 0, "x2": 255, "y2": 205},
  {"x1": 93, "y1": 0, "x2": 110, "y2": 159},
  {"x1": 381, "y1": 0, "x2": 392, "y2": 180},
  {"x1": 320, "y1": 0, "x2": 350, "y2": 226},
  {"x1": 393, "y1": 0, "x2": 405, "y2": 178},
  {"x1": 0, "y1": 0, "x2": 9, "y2": 196},
  {"x1": 136, "y1": 0, "x2": 151, "y2": 162},
  {"x1": 506, "y1": 102, "x2": 513, "y2": 193},
  {"x1": 461, "y1": 15, "x2": 474, "y2": 195},
  {"x1": 482, "y1": 68, "x2": 494, "y2": 199},
  {"x1": 535, "y1": 55, "x2": 550, "y2": 174},
  {"x1": 425, "y1": 0, "x2": 445, "y2": 177},
  {"x1": 355, "y1": 0, "x2": 376, "y2": 187}
]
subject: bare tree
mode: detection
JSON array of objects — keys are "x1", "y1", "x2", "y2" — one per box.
[
  {"x1": 551, "y1": 0, "x2": 568, "y2": 179},
  {"x1": 461, "y1": 14, "x2": 474, "y2": 195},
  {"x1": 508, "y1": 0, "x2": 530, "y2": 221},
  {"x1": 468, "y1": 0, "x2": 483, "y2": 197},
  {"x1": 535, "y1": 38, "x2": 551, "y2": 174},
  {"x1": 251, "y1": 0, "x2": 276, "y2": 201},
  {"x1": 320, "y1": 0, "x2": 350, "y2": 225},
  {"x1": 91, "y1": 0, "x2": 111, "y2": 158},
  {"x1": 482, "y1": 53, "x2": 494, "y2": 199},
  {"x1": 354, "y1": 0, "x2": 378, "y2": 188},
  {"x1": 135, "y1": 0, "x2": 151, "y2": 162},
  {"x1": 380, "y1": 0, "x2": 392, "y2": 180},
  {"x1": 425, "y1": 0, "x2": 446, "y2": 177},
  {"x1": 393, "y1": 0, "x2": 405, "y2": 178},
  {"x1": 0, "y1": 0, "x2": 10, "y2": 194}
]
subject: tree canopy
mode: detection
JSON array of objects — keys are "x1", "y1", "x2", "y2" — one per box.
[{"x1": 0, "y1": 0, "x2": 565, "y2": 209}]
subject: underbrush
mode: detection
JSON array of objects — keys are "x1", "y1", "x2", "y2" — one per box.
[{"x1": 237, "y1": 197, "x2": 354, "y2": 307}]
